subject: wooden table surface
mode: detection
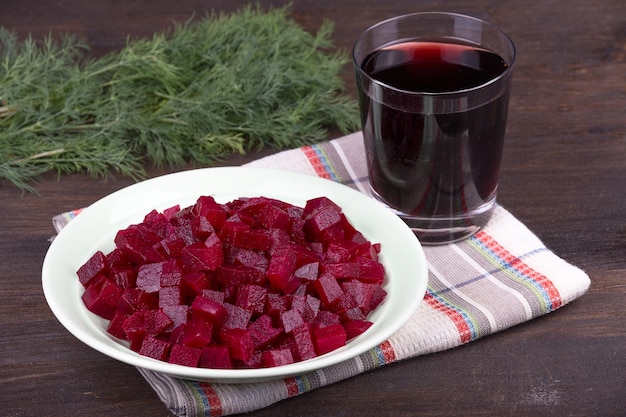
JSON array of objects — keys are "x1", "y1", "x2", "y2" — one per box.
[{"x1": 1, "y1": 1, "x2": 625, "y2": 416}]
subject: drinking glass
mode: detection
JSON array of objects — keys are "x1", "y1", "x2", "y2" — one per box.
[{"x1": 353, "y1": 12, "x2": 516, "y2": 244}]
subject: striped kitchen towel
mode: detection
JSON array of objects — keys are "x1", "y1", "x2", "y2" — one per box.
[{"x1": 52, "y1": 131, "x2": 590, "y2": 417}]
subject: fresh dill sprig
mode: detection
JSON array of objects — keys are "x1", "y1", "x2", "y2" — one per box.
[{"x1": 0, "y1": 4, "x2": 359, "y2": 192}]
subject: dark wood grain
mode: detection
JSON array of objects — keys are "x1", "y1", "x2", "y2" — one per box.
[{"x1": 1, "y1": 1, "x2": 625, "y2": 416}]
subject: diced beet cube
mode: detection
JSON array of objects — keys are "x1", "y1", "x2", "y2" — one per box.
[
  {"x1": 329, "y1": 292, "x2": 358, "y2": 315},
  {"x1": 313, "y1": 323, "x2": 347, "y2": 356},
  {"x1": 81, "y1": 278, "x2": 122, "y2": 320},
  {"x1": 181, "y1": 271, "x2": 210, "y2": 297},
  {"x1": 343, "y1": 320, "x2": 373, "y2": 340},
  {"x1": 230, "y1": 228, "x2": 271, "y2": 251},
  {"x1": 159, "y1": 234, "x2": 186, "y2": 258},
  {"x1": 190, "y1": 296, "x2": 227, "y2": 324},
  {"x1": 341, "y1": 281, "x2": 375, "y2": 312},
  {"x1": 136, "y1": 262, "x2": 163, "y2": 294},
  {"x1": 159, "y1": 259, "x2": 183, "y2": 287},
  {"x1": 181, "y1": 236, "x2": 224, "y2": 272},
  {"x1": 248, "y1": 315, "x2": 283, "y2": 350},
  {"x1": 292, "y1": 323, "x2": 316, "y2": 361},
  {"x1": 122, "y1": 309, "x2": 173, "y2": 341},
  {"x1": 370, "y1": 285, "x2": 387, "y2": 310},
  {"x1": 114, "y1": 224, "x2": 164, "y2": 264},
  {"x1": 266, "y1": 248, "x2": 299, "y2": 294},
  {"x1": 302, "y1": 196, "x2": 341, "y2": 218},
  {"x1": 235, "y1": 284, "x2": 267, "y2": 314},
  {"x1": 353, "y1": 257, "x2": 386, "y2": 284},
  {"x1": 259, "y1": 204, "x2": 292, "y2": 231},
  {"x1": 280, "y1": 309, "x2": 305, "y2": 334},
  {"x1": 232, "y1": 248, "x2": 268, "y2": 270},
  {"x1": 324, "y1": 241, "x2": 358, "y2": 263},
  {"x1": 200, "y1": 289, "x2": 226, "y2": 304},
  {"x1": 139, "y1": 335, "x2": 171, "y2": 361},
  {"x1": 180, "y1": 317, "x2": 214, "y2": 348},
  {"x1": 159, "y1": 286, "x2": 184, "y2": 307},
  {"x1": 162, "y1": 204, "x2": 180, "y2": 220},
  {"x1": 200, "y1": 344, "x2": 233, "y2": 369},
  {"x1": 312, "y1": 310, "x2": 340, "y2": 327},
  {"x1": 222, "y1": 303, "x2": 253, "y2": 330},
  {"x1": 262, "y1": 348, "x2": 294, "y2": 367},
  {"x1": 303, "y1": 204, "x2": 345, "y2": 242},
  {"x1": 220, "y1": 217, "x2": 251, "y2": 243},
  {"x1": 221, "y1": 328, "x2": 254, "y2": 362},
  {"x1": 291, "y1": 294, "x2": 320, "y2": 322},
  {"x1": 168, "y1": 343, "x2": 202, "y2": 367},
  {"x1": 107, "y1": 311, "x2": 129, "y2": 340},
  {"x1": 116, "y1": 288, "x2": 158, "y2": 315},
  {"x1": 111, "y1": 268, "x2": 136, "y2": 289},
  {"x1": 313, "y1": 273, "x2": 344, "y2": 307},
  {"x1": 191, "y1": 216, "x2": 215, "y2": 239},
  {"x1": 294, "y1": 262, "x2": 319, "y2": 281},
  {"x1": 351, "y1": 241, "x2": 380, "y2": 261},
  {"x1": 265, "y1": 293, "x2": 290, "y2": 319},
  {"x1": 77, "y1": 251, "x2": 108, "y2": 287},
  {"x1": 162, "y1": 305, "x2": 189, "y2": 328},
  {"x1": 218, "y1": 264, "x2": 265, "y2": 287},
  {"x1": 193, "y1": 196, "x2": 228, "y2": 231}
]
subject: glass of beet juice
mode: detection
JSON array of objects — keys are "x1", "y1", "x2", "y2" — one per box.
[{"x1": 353, "y1": 12, "x2": 516, "y2": 244}]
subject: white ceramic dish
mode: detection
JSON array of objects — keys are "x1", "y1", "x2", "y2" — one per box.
[{"x1": 42, "y1": 167, "x2": 427, "y2": 383}]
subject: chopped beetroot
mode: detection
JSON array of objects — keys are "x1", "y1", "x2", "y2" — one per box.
[
  {"x1": 200, "y1": 345, "x2": 233, "y2": 369},
  {"x1": 291, "y1": 323, "x2": 316, "y2": 361},
  {"x1": 313, "y1": 323, "x2": 347, "y2": 356},
  {"x1": 313, "y1": 273, "x2": 344, "y2": 307},
  {"x1": 81, "y1": 277, "x2": 122, "y2": 320},
  {"x1": 76, "y1": 251, "x2": 108, "y2": 287},
  {"x1": 78, "y1": 195, "x2": 387, "y2": 369},
  {"x1": 139, "y1": 335, "x2": 171, "y2": 361},
  {"x1": 235, "y1": 284, "x2": 267, "y2": 314},
  {"x1": 248, "y1": 315, "x2": 283, "y2": 350},
  {"x1": 168, "y1": 344, "x2": 202, "y2": 367},
  {"x1": 343, "y1": 320, "x2": 374, "y2": 340},
  {"x1": 262, "y1": 348, "x2": 294, "y2": 367},
  {"x1": 190, "y1": 296, "x2": 227, "y2": 324},
  {"x1": 220, "y1": 328, "x2": 254, "y2": 362},
  {"x1": 179, "y1": 317, "x2": 214, "y2": 348}
]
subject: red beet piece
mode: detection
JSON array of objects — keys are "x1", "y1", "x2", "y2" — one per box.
[
  {"x1": 313, "y1": 273, "x2": 344, "y2": 307},
  {"x1": 312, "y1": 310, "x2": 340, "y2": 327},
  {"x1": 159, "y1": 286, "x2": 184, "y2": 307},
  {"x1": 179, "y1": 317, "x2": 214, "y2": 348},
  {"x1": 259, "y1": 203, "x2": 292, "y2": 231},
  {"x1": 291, "y1": 294, "x2": 320, "y2": 322},
  {"x1": 116, "y1": 288, "x2": 158, "y2": 315},
  {"x1": 193, "y1": 196, "x2": 228, "y2": 232},
  {"x1": 313, "y1": 323, "x2": 347, "y2": 356},
  {"x1": 265, "y1": 293, "x2": 290, "y2": 320},
  {"x1": 262, "y1": 348, "x2": 294, "y2": 367},
  {"x1": 235, "y1": 284, "x2": 267, "y2": 314},
  {"x1": 159, "y1": 259, "x2": 183, "y2": 287},
  {"x1": 168, "y1": 344, "x2": 202, "y2": 367},
  {"x1": 139, "y1": 335, "x2": 171, "y2": 361},
  {"x1": 200, "y1": 345, "x2": 233, "y2": 369},
  {"x1": 291, "y1": 323, "x2": 316, "y2": 361},
  {"x1": 159, "y1": 233, "x2": 186, "y2": 258},
  {"x1": 191, "y1": 216, "x2": 215, "y2": 239},
  {"x1": 190, "y1": 295, "x2": 227, "y2": 324},
  {"x1": 181, "y1": 271, "x2": 210, "y2": 297},
  {"x1": 248, "y1": 315, "x2": 283, "y2": 349},
  {"x1": 181, "y1": 234, "x2": 224, "y2": 272},
  {"x1": 136, "y1": 262, "x2": 164, "y2": 294},
  {"x1": 341, "y1": 281, "x2": 377, "y2": 315},
  {"x1": 107, "y1": 311, "x2": 129, "y2": 340},
  {"x1": 162, "y1": 305, "x2": 189, "y2": 328},
  {"x1": 76, "y1": 251, "x2": 108, "y2": 287},
  {"x1": 266, "y1": 248, "x2": 299, "y2": 294},
  {"x1": 111, "y1": 268, "x2": 137, "y2": 289},
  {"x1": 218, "y1": 264, "x2": 265, "y2": 287},
  {"x1": 343, "y1": 320, "x2": 373, "y2": 340},
  {"x1": 122, "y1": 309, "x2": 173, "y2": 341},
  {"x1": 114, "y1": 224, "x2": 164, "y2": 264},
  {"x1": 324, "y1": 241, "x2": 358, "y2": 263},
  {"x1": 294, "y1": 262, "x2": 319, "y2": 281},
  {"x1": 81, "y1": 277, "x2": 122, "y2": 320},
  {"x1": 221, "y1": 328, "x2": 254, "y2": 362},
  {"x1": 230, "y1": 228, "x2": 271, "y2": 251},
  {"x1": 280, "y1": 308, "x2": 305, "y2": 334},
  {"x1": 222, "y1": 303, "x2": 253, "y2": 330}
]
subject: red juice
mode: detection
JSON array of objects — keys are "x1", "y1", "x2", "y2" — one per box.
[{"x1": 357, "y1": 40, "x2": 511, "y2": 224}]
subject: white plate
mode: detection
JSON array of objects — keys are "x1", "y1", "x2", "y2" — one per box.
[{"x1": 42, "y1": 167, "x2": 427, "y2": 383}]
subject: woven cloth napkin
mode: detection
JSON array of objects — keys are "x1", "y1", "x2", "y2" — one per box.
[{"x1": 52, "y1": 131, "x2": 590, "y2": 417}]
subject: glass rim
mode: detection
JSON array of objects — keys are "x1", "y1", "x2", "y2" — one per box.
[{"x1": 352, "y1": 11, "x2": 517, "y2": 97}]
